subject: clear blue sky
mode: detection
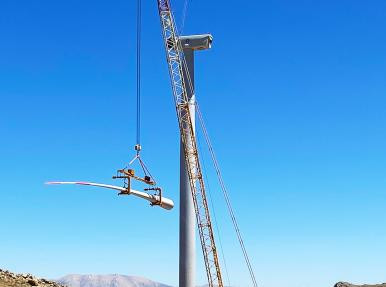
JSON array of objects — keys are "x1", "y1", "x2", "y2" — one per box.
[{"x1": 1, "y1": 1, "x2": 385, "y2": 286}]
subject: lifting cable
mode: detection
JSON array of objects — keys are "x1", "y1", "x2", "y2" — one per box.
[
  {"x1": 126, "y1": 0, "x2": 156, "y2": 185},
  {"x1": 136, "y1": 0, "x2": 142, "y2": 147},
  {"x1": 196, "y1": 130, "x2": 232, "y2": 287},
  {"x1": 196, "y1": 103, "x2": 259, "y2": 287},
  {"x1": 180, "y1": 0, "x2": 190, "y2": 33}
]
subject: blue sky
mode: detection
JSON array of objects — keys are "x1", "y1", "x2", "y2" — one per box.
[{"x1": 1, "y1": 0, "x2": 386, "y2": 286}]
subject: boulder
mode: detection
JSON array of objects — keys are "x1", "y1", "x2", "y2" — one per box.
[{"x1": 335, "y1": 282, "x2": 386, "y2": 287}]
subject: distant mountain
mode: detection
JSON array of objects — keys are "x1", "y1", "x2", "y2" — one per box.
[{"x1": 56, "y1": 274, "x2": 172, "y2": 287}]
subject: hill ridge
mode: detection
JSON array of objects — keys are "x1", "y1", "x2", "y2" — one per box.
[{"x1": 56, "y1": 273, "x2": 172, "y2": 287}]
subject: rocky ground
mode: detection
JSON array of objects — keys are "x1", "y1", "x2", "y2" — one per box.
[
  {"x1": 335, "y1": 283, "x2": 386, "y2": 287},
  {"x1": 0, "y1": 269, "x2": 65, "y2": 287}
]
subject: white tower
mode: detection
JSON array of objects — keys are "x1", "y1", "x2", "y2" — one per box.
[{"x1": 179, "y1": 34, "x2": 213, "y2": 287}]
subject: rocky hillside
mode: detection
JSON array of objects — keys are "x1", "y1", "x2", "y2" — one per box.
[
  {"x1": 335, "y1": 283, "x2": 386, "y2": 287},
  {"x1": 0, "y1": 269, "x2": 65, "y2": 287},
  {"x1": 56, "y1": 274, "x2": 172, "y2": 287}
]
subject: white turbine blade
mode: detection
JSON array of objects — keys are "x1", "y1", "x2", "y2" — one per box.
[
  {"x1": 46, "y1": 181, "x2": 174, "y2": 210},
  {"x1": 46, "y1": 181, "x2": 126, "y2": 192},
  {"x1": 129, "y1": 189, "x2": 174, "y2": 210}
]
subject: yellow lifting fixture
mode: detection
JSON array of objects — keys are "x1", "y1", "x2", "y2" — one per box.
[{"x1": 113, "y1": 144, "x2": 160, "y2": 205}]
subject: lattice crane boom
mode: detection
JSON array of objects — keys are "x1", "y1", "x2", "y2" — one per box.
[{"x1": 156, "y1": 1, "x2": 224, "y2": 286}]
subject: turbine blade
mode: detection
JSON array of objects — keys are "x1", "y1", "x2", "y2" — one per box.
[
  {"x1": 45, "y1": 181, "x2": 174, "y2": 210},
  {"x1": 45, "y1": 181, "x2": 127, "y2": 192}
]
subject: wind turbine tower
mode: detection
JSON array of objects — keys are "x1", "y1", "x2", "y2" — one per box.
[{"x1": 178, "y1": 34, "x2": 213, "y2": 287}]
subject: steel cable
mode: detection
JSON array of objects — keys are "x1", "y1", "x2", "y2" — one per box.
[
  {"x1": 136, "y1": 0, "x2": 142, "y2": 146},
  {"x1": 180, "y1": 0, "x2": 190, "y2": 33},
  {"x1": 196, "y1": 104, "x2": 259, "y2": 287},
  {"x1": 197, "y1": 128, "x2": 232, "y2": 287}
]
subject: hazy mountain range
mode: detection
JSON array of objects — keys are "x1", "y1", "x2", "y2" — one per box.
[
  {"x1": 56, "y1": 274, "x2": 172, "y2": 287},
  {"x1": 55, "y1": 274, "x2": 233, "y2": 287}
]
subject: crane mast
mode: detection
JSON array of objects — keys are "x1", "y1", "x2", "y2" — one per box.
[{"x1": 156, "y1": 1, "x2": 223, "y2": 286}]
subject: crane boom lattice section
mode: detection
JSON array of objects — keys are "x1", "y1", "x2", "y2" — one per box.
[{"x1": 157, "y1": 1, "x2": 223, "y2": 287}]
